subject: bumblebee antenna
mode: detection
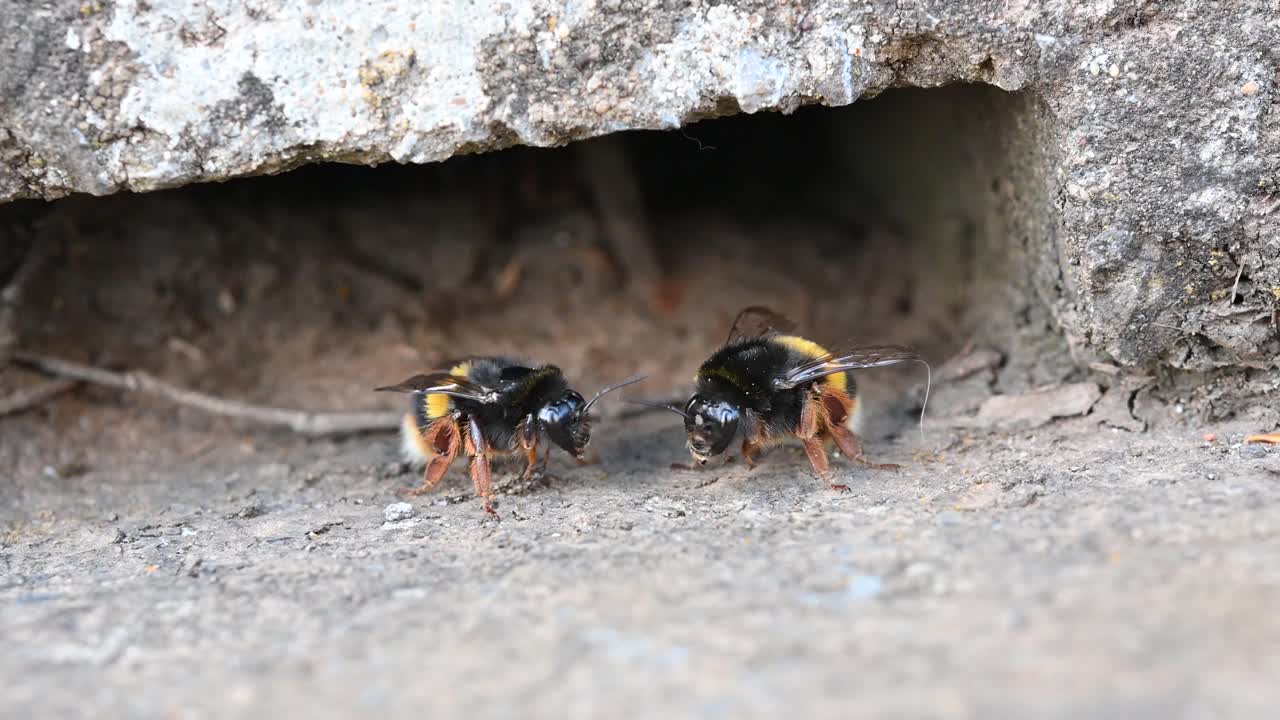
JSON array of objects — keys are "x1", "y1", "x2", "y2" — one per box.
[
  {"x1": 583, "y1": 375, "x2": 647, "y2": 413},
  {"x1": 910, "y1": 358, "x2": 931, "y2": 444},
  {"x1": 624, "y1": 399, "x2": 689, "y2": 419}
]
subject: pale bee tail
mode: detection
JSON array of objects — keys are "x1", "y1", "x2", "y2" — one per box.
[{"x1": 399, "y1": 414, "x2": 430, "y2": 468}]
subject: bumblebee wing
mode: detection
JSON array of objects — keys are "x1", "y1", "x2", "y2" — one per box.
[
  {"x1": 725, "y1": 306, "x2": 799, "y2": 345},
  {"x1": 373, "y1": 372, "x2": 501, "y2": 403},
  {"x1": 775, "y1": 345, "x2": 922, "y2": 390}
]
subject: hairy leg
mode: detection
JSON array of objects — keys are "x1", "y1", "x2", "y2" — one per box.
[
  {"x1": 517, "y1": 418, "x2": 540, "y2": 482},
  {"x1": 465, "y1": 417, "x2": 497, "y2": 516},
  {"x1": 829, "y1": 424, "x2": 900, "y2": 471},
  {"x1": 402, "y1": 417, "x2": 460, "y2": 496},
  {"x1": 799, "y1": 393, "x2": 848, "y2": 492}
]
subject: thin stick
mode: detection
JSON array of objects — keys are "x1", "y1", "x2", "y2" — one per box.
[
  {"x1": 1, "y1": 241, "x2": 53, "y2": 365},
  {"x1": 1229, "y1": 260, "x2": 1246, "y2": 306},
  {"x1": 0, "y1": 378, "x2": 78, "y2": 417},
  {"x1": 573, "y1": 136, "x2": 662, "y2": 305},
  {"x1": 0, "y1": 242, "x2": 50, "y2": 306},
  {"x1": 12, "y1": 351, "x2": 400, "y2": 436}
]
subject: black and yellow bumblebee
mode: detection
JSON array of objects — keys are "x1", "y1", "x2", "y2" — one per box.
[
  {"x1": 376, "y1": 358, "x2": 642, "y2": 515},
  {"x1": 649, "y1": 307, "x2": 927, "y2": 491}
]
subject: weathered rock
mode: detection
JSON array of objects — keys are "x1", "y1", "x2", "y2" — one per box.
[{"x1": 1, "y1": 0, "x2": 1277, "y2": 375}]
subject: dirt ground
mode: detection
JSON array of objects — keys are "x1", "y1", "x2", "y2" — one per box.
[
  {"x1": 3, "y1": 134, "x2": 1280, "y2": 718},
  {"x1": 4, "y1": 414, "x2": 1279, "y2": 719}
]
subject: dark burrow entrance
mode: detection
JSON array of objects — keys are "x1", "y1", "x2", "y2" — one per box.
[{"x1": 0, "y1": 83, "x2": 1059, "y2": 479}]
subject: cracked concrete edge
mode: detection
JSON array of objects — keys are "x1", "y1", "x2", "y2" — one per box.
[
  {"x1": 1, "y1": 0, "x2": 1278, "y2": 374},
  {"x1": 0, "y1": 1, "x2": 1072, "y2": 201}
]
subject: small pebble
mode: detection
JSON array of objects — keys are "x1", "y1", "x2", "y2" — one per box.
[
  {"x1": 936, "y1": 510, "x2": 964, "y2": 526},
  {"x1": 216, "y1": 288, "x2": 236, "y2": 314},
  {"x1": 384, "y1": 502, "x2": 415, "y2": 523},
  {"x1": 1241, "y1": 80, "x2": 1259, "y2": 96},
  {"x1": 1241, "y1": 444, "x2": 1269, "y2": 459},
  {"x1": 1203, "y1": 433, "x2": 1216, "y2": 443}
]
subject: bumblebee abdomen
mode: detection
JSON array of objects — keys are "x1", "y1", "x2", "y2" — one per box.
[
  {"x1": 400, "y1": 413, "x2": 431, "y2": 467},
  {"x1": 422, "y1": 360, "x2": 472, "y2": 420},
  {"x1": 771, "y1": 335, "x2": 848, "y2": 393}
]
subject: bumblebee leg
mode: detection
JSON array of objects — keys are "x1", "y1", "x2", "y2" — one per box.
[
  {"x1": 517, "y1": 418, "x2": 539, "y2": 482},
  {"x1": 741, "y1": 413, "x2": 764, "y2": 470},
  {"x1": 799, "y1": 394, "x2": 848, "y2": 492},
  {"x1": 464, "y1": 417, "x2": 498, "y2": 517},
  {"x1": 818, "y1": 387, "x2": 854, "y2": 427},
  {"x1": 830, "y1": 424, "x2": 900, "y2": 471},
  {"x1": 401, "y1": 418, "x2": 460, "y2": 497},
  {"x1": 741, "y1": 437, "x2": 761, "y2": 470},
  {"x1": 520, "y1": 444, "x2": 539, "y2": 481},
  {"x1": 801, "y1": 437, "x2": 847, "y2": 492}
]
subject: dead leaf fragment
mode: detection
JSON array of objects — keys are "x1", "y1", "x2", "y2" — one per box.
[
  {"x1": 937, "y1": 347, "x2": 1003, "y2": 383},
  {"x1": 951, "y1": 482, "x2": 1001, "y2": 511},
  {"x1": 976, "y1": 382, "x2": 1102, "y2": 430},
  {"x1": 1244, "y1": 432, "x2": 1280, "y2": 445}
]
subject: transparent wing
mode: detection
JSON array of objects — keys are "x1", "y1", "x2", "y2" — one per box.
[
  {"x1": 373, "y1": 372, "x2": 501, "y2": 403},
  {"x1": 775, "y1": 345, "x2": 922, "y2": 390},
  {"x1": 725, "y1": 305, "x2": 799, "y2": 345}
]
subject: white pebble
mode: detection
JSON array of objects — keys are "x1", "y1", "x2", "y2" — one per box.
[{"x1": 383, "y1": 502, "x2": 415, "y2": 522}]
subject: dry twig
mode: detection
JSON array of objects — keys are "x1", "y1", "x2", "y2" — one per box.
[
  {"x1": 1244, "y1": 432, "x2": 1280, "y2": 445},
  {"x1": 12, "y1": 350, "x2": 400, "y2": 436},
  {"x1": 0, "y1": 378, "x2": 78, "y2": 417},
  {"x1": 1229, "y1": 260, "x2": 1246, "y2": 306}
]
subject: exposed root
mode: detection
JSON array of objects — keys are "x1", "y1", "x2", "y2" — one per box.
[{"x1": 12, "y1": 350, "x2": 399, "y2": 436}]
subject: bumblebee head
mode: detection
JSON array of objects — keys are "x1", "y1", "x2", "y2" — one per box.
[
  {"x1": 537, "y1": 375, "x2": 646, "y2": 460},
  {"x1": 538, "y1": 390, "x2": 590, "y2": 459},
  {"x1": 683, "y1": 395, "x2": 740, "y2": 464}
]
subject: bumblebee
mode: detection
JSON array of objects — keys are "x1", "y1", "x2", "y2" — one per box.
[
  {"x1": 653, "y1": 307, "x2": 926, "y2": 491},
  {"x1": 376, "y1": 358, "x2": 642, "y2": 515}
]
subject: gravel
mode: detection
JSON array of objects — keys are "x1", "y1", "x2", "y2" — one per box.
[{"x1": 383, "y1": 502, "x2": 416, "y2": 523}]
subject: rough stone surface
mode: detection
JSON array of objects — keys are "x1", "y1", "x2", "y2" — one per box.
[{"x1": 3, "y1": 1, "x2": 1277, "y2": 374}]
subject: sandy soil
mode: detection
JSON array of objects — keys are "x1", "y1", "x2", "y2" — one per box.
[{"x1": 3, "y1": 414, "x2": 1278, "y2": 719}]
